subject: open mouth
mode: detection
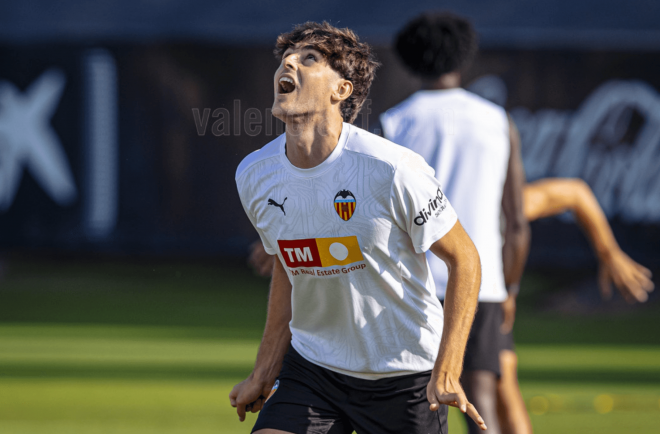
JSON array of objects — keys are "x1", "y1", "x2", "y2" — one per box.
[{"x1": 278, "y1": 77, "x2": 295, "y2": 94}]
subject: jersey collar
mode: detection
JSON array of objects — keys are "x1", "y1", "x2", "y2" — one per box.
[{"x1": 279, "y1": 122, "x2": 350, "y2": 178}]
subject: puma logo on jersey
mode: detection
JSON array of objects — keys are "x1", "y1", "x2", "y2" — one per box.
[
  {"x1": 277, "y1": 236, "x2": 364, "y2": 268},
  {"x1": 268, "y1": 197, "x2": 287, "y2": 215},
  {"x1": 414, "y1": 188, "x2": 446, "y2": 226}
]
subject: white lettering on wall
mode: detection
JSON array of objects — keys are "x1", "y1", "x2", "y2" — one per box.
[
  {"x1": 0, "y1": 69, "x2": 77, "y2": 211},
  {"x1": 470, "y1": 76, "x2": 660, "y2": 223}
]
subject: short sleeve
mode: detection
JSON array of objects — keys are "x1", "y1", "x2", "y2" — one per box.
[
  {"x1": 236, "y1": 178, "x2": 277, "y2": 255},
  {"x1": 390, "y1": 152, "x2": 458, "y2": 253}
]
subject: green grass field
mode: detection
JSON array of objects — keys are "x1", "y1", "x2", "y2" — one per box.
[{"x1": 0, "y1": 258, "x2": 658, "y2": 433}]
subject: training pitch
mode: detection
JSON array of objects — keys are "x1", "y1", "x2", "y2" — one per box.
[{"x1": 0, "y1": 259, "x2": 658, "y2": 433}]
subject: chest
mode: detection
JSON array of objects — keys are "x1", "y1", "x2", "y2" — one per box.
[{"x1": 251, "y1": 166, "x2": 394, "y2": 255}]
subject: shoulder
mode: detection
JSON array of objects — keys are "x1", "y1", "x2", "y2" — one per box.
[
  {"x1": 235, "y1": 134, "x2": 283, "y2": 182},
  {"x1": 344, "y1": 125, "x2": 434, "y2": 177},
  {"x1": 461, "y1": 90, "x2": 508, "y2": 119}
]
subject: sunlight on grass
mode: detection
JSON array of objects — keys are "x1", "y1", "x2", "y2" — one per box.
[
  {"x1": 1, "y1": 262, "x2": 658, "y2": 434},
  {"x1": 0, "y1": 379, "x2": 259, "y2": 434}
]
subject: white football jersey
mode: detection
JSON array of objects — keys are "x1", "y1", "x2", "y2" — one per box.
[
  {"x1": 381, "y1": 88, "x2": 510, "y2": 302},
  {"x1": 236, "y1": 123, "x2": 458, "y2": 379}
]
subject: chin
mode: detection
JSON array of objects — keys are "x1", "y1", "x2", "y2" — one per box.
[
  {"x1": 271, "y1": 103, "x2": 288, "y2": 122},
  {"x1": 272, "y1": 100, "x2": 306, "y2": 123}
]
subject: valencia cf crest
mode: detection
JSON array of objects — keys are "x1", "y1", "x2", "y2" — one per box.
[{"x1": 334, "y1": 190, "x2": 356, "y2": 221}]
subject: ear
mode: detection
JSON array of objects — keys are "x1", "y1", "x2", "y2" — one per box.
[{"x1": 331, "y1": 79, "x2": 353, "y2": 103}]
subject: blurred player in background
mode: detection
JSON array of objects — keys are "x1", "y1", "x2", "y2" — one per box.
[
  {"x1": 382, "y1": 13, "x2": 655, "y2": 433},
  {"x1": 495, "y1": 178, "x2": 654, "y2": 434},
  {"x1": 379, "y1": 12, "x2": 531, "y2": 434},
  {"x1": 233, "y1": 21, "x2": 487, "y2": 433},
  {"x1": 465, "y1": 74, "x2": 655, "y2": 433}
]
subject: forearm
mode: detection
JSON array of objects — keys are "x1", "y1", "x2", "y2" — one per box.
[
  {"x1": 251, "y1": 256, "x2": 292, "y2": 384},
  {"x1": 434, "y1": 245, "x2": 481, "y2": 376},
  {"x1": 419, "y1": 225, "x2": 488, "y2": 429},
  {"x1": 571, "y1": 183, "x2": 621, "y2": 262}
]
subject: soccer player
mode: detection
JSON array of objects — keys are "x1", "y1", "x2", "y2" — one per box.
[
  {"x1": 231, "y1": 22, "x2": 487, "y2": 433},
  {"x1": 379, "y1": 12, "x2": 531, "y2": 434},
  {"x1": 496, "y1": 178, "x2": 655, "y2": 434}
]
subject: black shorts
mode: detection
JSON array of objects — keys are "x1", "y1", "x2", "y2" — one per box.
[
  {"x1": 463, "y1": 302, "x2": 506, "y2": 377},
  {"x1": 252, "y1": 346, "x2": 448, "y2": 434}
]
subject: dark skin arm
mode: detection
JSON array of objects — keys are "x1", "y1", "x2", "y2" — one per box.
[
  {"x1": 428, "y1": 220, "x2": 486, "y2": 430},
  {"x1": 229, "y1": 255, "x2": 292, "y2": 422},
  {"x1": 500, "y1": 116, "x2": 531, "y2": 333}
]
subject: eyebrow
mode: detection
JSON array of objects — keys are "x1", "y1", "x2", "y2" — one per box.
[
  {"x1": 300, "y1": 44, "x2": 320, "y2": 53},
  {"x1": 283, "y1": 45, "x2": 322, "y2": 58}
]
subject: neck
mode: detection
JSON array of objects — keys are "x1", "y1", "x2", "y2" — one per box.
[
  {"x1": 422, "y1": 71, "x2": 461, "y2": 90},
  {"x1": 284, "y1": 110, "x2": 344, "y2": 169}
]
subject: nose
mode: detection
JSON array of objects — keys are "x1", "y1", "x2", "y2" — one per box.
[{"x1": 283, "y1": 54, "x2": 298, "y2": 71}]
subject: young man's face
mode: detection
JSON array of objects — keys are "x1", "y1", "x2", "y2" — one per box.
[{"x1": 272, "y1": 44, "x2": 347, "y2": 122}]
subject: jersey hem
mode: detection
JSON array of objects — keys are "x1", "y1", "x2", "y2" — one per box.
[{"x1": 292, "y1": 340, "x2": 436, "y2": 380}]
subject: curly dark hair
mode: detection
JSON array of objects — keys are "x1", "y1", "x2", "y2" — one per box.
[
  {"x1": 274, "y1": 21, "x2": 380, "y2": 124},
  {"x1": 394, "y1": 12, "x2": 478, "y2": 79}
]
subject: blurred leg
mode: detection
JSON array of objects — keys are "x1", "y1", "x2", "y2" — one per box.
[
  {"x1": 496, "y1": 350, "x2": 533, "y2": 434},
  {"x1": 462, "y1": 370, "x2": 501, "y2": 434}
]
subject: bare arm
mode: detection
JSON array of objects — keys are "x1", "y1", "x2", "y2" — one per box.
[
  {"x1": 229, "y1": 255, "x2": 292, "y2": 421},
  {"x1": 248, "y1": 241, "x2": 276, "y2": 277},
  {"x1": 523, "y1": 178, "x2": 654, "y2": 302},
  {"x1": 500, "y1": 117, "x2": 531, "y2": 333},
  {"x1": 428, "y1": 220, "x2": 486, "y2": 430},
  {"x1": 501, "y1": 116, "x2": 531, "y2": 289},
  {"x1": 524, "y1": 178, "x2": 616, "y2": 256}
]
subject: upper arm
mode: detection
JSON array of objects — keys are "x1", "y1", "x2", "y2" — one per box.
[
  {"x1": 501, "y1": 115, "x2": 528, "y2": 230},
  {"x1": 428, "y1": 219, "x2": 480, "y2": 273},
  {"x1": 272, "y1": 253, "x2": 291, "y2": 287},
  {"x1": 390, "y1": 154, "x2": 458, "y2": 253},
  {"x1": 523, "y1": 178, "x2": 585, "y2": 221},
  {"x1": 269, "y1": 254, "x2": 293, "y2": 316}
]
